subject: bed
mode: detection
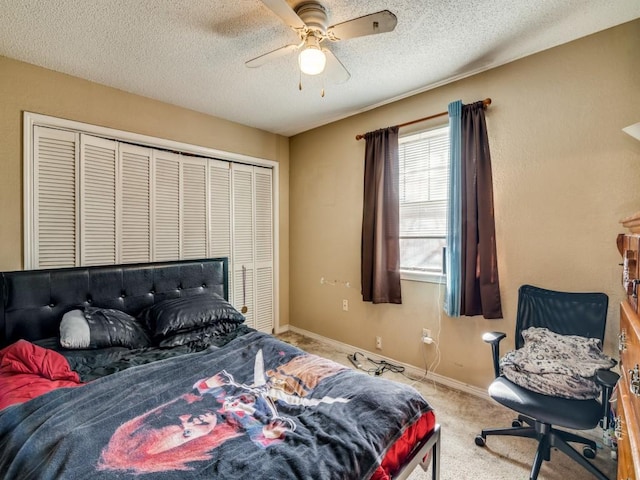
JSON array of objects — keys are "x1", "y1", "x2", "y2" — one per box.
[{"x1": 0, "y1": 258, "x2": 440, "y2": 480}]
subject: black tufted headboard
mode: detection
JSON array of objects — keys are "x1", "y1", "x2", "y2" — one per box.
[{"x1": 0, "y1": 258, "x2": 229, "y2": 347}]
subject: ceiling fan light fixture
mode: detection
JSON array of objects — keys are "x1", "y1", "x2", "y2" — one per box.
[
  {"x1": 298, "y1": 47, "x2": 326, "y2": 75},
  {"x1": 249, "y1": 1, "x2": 397, "y2": 85},
  {"x1": 298, "y1": 36, "x2": 326, "y2": 75}
]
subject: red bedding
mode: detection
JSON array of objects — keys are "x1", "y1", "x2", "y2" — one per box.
[
  {"x1": 0, "y1": 340, "x2": 82, "y2": 410},
  {"x1": 373, "y1": 410, "x2": 436, "y2": 479}
]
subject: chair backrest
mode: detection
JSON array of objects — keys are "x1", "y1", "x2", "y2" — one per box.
[{"x1": 514, "y1": 285, "x2": 609, "y2": 349}]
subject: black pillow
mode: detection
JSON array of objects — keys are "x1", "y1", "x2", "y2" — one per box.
[
  {"x1": 158, "y1": 321, "x2": 242, "y2": 348},
  {"x1": 139, "y1": 293, "x2": 245, "y2": 339},
  {"x1": 60, "y1": 307, "x2": 151, "y2": 349}
]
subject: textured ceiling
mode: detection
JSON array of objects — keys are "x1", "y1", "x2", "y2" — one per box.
[{"x1": 1, "y1": 0, "x2": 639, "y2": 136}]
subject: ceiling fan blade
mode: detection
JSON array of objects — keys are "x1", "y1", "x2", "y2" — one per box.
[
  {"x1": 323, "y1": 49, "x2": 350, "y2": 84},
  {"x1": 261, "y1": 0, "x2": 306, "y2": 30},
  {"x1": 246, "y1": 44, "x2": 299, "y2": 68},
  {"x1": 328, "y1": 10, "x2": 397, "y2": 40}
]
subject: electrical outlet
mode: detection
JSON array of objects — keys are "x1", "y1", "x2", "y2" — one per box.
[
  {"x1": 422, "y1": 328, "x2": 434, "y2": 345},
  {"x1": 342, "y1": 299, "x2": 348, "y2": 311},
  {"x1": 375, "y1": 336, "x2": 382, "y2": 350}
]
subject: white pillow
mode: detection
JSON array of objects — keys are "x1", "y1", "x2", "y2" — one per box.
[{"x1": 59, "y1": 309, "x2": 91, "y2": 349}]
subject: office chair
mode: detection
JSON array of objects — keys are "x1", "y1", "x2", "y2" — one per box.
[{"x1": 474, "y1": 285, "x2": 619, "y2": 480}]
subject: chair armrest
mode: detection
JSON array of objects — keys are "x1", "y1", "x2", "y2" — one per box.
[
  {"x1": 595, "y1": 369, "x2": 620, "y2": 430},
  {"x1": 595, "y1": 369, "x2": 619, "y2": 390},
  {"x1": 482, "y1": 332, "x2": 506, "y2": 344},
  {"x1": 482, "y1": 331, "x2": 506, "y2": 378}
]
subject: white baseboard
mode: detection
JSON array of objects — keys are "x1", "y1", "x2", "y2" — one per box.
[
  {"x1": 285, "y1": 325, "x2": 491, "y2": 402},
  {"x1": 274, "y1": 324, "x2": 290, "y2": 335}
]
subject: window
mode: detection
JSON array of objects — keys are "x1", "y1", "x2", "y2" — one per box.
[{"x1": 398, "y1": 125, "x2": 450, "y2": 282}]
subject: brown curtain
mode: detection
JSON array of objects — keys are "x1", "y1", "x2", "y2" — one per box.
[
  {"x1": 460, "y1": 102, "x2": 502, "y2": 318},
  {"x1": 361, "y1": 127, "x2": 402, "y2": 304}
]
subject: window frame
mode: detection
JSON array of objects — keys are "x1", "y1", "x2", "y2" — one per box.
[{"x1": 398, "y1": 124, "x2": 450, "y2": 284}]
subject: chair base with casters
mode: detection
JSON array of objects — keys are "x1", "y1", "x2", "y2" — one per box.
[
  {"x1": 475, "y1": 285, "x2": 619, "y2": 480},
  {"x1": 474, "y1": 378, "x2": 612, "y2": 480}
]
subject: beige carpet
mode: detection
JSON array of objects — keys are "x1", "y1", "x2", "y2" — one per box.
[{"x1": 276, "y1": 331, "x2": 617, "y2": 480}]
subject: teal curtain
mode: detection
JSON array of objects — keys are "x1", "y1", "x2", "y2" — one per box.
[
  {"x1": 445, "y1": 100, "x2": 503, "y2": 319},
  {"x1": 445, "y1": 100, "x2": 462, "y2": 316}
]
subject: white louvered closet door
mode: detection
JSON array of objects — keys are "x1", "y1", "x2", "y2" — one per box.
[
  {"x1": 120, "y1": 144, "x2": 151, "y2": 264},
  {"x1": 209, "y1": 160, "x2": 232, "y2": 296},
  {"x1": 80, "y1": 135, "x2": 117, "y2": 266},
  {"x1": 232, "y1": 164, "x2": 255, "y2": 327},
  {"x1": 181, "y1": 158, "x2": 208, "y2": 259},
  {"x1": 28, "y1": 122, "x2": 275, "y2": 329},
  {"x1": 152, "y1": 151, "x2": 181, "y2": 261},
  {"x1": 232, "y1": 164, "x2": 274, "y2": 333},
  {"x1": 254, "y1": 166, "x2": 274, "y2": 333},
  {"x1": 32, "y1": 126, "x2": 79, "y2": 268}
]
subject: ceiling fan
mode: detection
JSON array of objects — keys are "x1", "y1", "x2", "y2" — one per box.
[{"x1": 246, "y1": 0, "x2": 397, "y2": 91}]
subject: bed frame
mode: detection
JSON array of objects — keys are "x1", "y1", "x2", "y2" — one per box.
[
  {"x1": 394, "y1": 423, "x2": 441, "y2": 480},
  {"x1": 0, "y1": 257, "x2": 440, "y2": 479}
]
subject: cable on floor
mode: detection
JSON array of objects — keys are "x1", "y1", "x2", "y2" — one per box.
[{"x1": 347, "y1": 351, "x2": 405, "y2": 377}]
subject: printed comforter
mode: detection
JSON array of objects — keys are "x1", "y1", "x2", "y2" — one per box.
[{"x1": 0, "y1": 331, "x2": 433, "y2": 479}]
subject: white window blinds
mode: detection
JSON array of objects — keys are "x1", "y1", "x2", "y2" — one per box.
[{"x1": 398, "y1": 126, "x2": 450, "y2": 276}]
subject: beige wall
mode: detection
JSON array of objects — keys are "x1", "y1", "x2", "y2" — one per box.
[
  {"x1": 0, "y1": 55, "x2": 290, "y2": 327},
  {"x1": 289, "y1": 20, "x2": 640, "y2": 390}
]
